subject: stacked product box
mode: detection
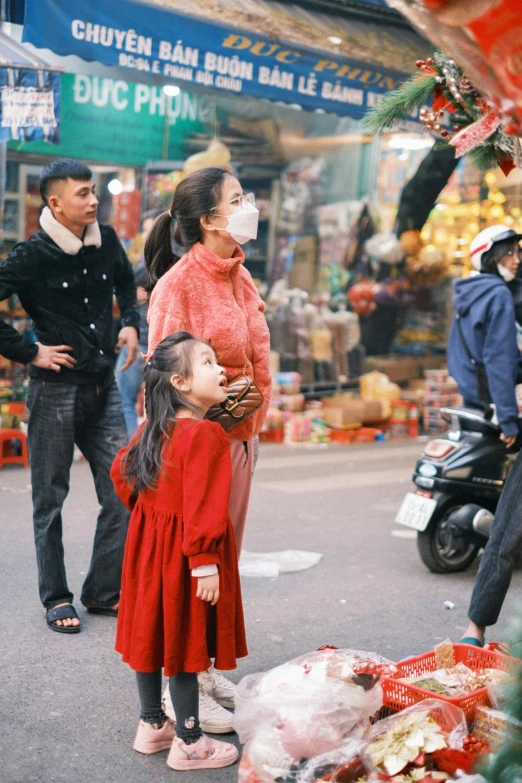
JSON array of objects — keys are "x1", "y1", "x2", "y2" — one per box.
[
  {"x1": 260, "y1": 374, "x2": 330, "y2": 445},
  {"x1": 422, "y1": 370, "x2": 461, "y2": 435},
  {"x1": 260, "y1": 373, "x2": 303, "y2": 443}
]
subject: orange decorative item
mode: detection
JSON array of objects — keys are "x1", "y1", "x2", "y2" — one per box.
[
  {"x1": 400, "y1": 230, "x2": 423, "y2": 257},
  {"x1": 348, "y1": 280, "x2": 376, "y2": 316},
  {"x1": 0, "y1": 428, "x2": 29, "y2": 469}
]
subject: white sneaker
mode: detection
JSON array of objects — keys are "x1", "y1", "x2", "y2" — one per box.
[
  {"x1": 163, "y1": 683, "x2": 234, "y2": 734},
  {"x1": 198, "y1": 665, "x2": 236, "y2": 709},
  {"x1": 214, "y1": 668, "x2": 237, "y2": 709}
]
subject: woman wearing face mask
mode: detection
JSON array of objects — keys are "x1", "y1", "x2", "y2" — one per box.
[
  {"x1": 447, "y1": 226, "x2": 522, "y2": 648},
  {"x1": 448, "y1": 225, "x2": 522, "y2": 447},
  {"x1": 144, "y1": 167, "x2": 271, "y2": 730}
]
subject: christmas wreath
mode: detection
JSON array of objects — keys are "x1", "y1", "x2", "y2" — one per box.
[{"x1": 363, "y1": 50, "x2": 520, "y2": 175}]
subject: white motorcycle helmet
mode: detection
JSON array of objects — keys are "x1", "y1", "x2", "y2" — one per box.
[{"x1": 470, "y1": 225, "x2": 522, "y2": 271}]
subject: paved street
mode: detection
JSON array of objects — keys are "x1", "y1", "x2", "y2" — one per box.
[{"x1": 2, "y1": 440, "x2": 522, "y2": 783}]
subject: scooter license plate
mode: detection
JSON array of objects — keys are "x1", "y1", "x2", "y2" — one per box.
[{"x1": 396, "y1": 493, "x2": 438, "y2": 532}]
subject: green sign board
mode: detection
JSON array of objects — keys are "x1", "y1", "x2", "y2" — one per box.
[{"x1": 8, "y1": 72, "x2": 206, "y2": 166}]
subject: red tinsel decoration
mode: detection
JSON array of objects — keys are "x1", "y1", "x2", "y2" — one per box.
[{"x1": 432, "y1": 748, "x2": 478, "y2": 774}]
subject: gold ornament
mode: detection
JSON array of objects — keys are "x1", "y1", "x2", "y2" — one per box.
[
  {"x1": 400, "y1": 230, "x2": 423, "y2": 256},
  {"x1": 407, "y1": 246, "x2": 449, "y2": 287}
]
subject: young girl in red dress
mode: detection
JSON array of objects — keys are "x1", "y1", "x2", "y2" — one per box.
[{"x1": 110, "y1": 331, "x2": 247, "y2": 771}]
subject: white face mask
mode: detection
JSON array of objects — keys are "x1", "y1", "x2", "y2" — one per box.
[
  {"x1": 214, "y1": 195, "x2": 259, "y2": 245},
  {"x1": 497, "y1": 263, "x2": 516, "y2": 282}
]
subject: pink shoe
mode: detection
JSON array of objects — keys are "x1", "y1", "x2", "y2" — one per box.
[
  {"x1": 133, "y1": 719, "x2": 176, "y2": 754},
  {"x1": 166, "y1": 734, "x2": 239, "y2": 770}
]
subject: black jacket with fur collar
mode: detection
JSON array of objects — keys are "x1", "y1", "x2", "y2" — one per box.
[{"x1": 0, "y1": 207, "x2": 139, "y2": 384}]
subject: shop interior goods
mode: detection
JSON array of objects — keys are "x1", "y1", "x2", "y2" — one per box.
[
  {"x1": 260, "y1": 357, "x2": 454, "y2": 446},
  {"x1": 422, "y1": 370, "x2": 460, "y2": 435}
]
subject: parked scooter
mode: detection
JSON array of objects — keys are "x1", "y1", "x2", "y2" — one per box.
[{"x1": 396, "y1": 405, "x2": 517, "y2": 573}]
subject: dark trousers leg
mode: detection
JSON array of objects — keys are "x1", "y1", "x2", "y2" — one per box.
[
  {"x1": 469, "y1": 449, "x2": 522, "y2": 628},
  {"x1": 169, "y1": 672, "x2": 201, "y2": 744},
  {"x1": 27, "y1": 381, "x2": 76, "y2": 609},
  {"x1": 77, "y1": 379, "x2": 130, "y2": 608},
  {"x1": 135, "y1": 670, "x2": 167, "y2": 724}
]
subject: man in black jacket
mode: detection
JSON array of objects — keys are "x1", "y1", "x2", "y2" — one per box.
[{"x1": 0, "y1": 158, "x2": 139, "y2": 633}]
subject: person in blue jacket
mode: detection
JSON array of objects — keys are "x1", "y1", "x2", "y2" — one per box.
[
  {"x1": 448, "y1": 225, "x2": 522, "y2": 647},
  {"x1": 448, "y1": 224, "x2": 522, "y2": 444}
]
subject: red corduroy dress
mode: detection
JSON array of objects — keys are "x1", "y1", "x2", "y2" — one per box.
[{"x1": 111, "y1": 418, "x2": 247, "y2": 676}]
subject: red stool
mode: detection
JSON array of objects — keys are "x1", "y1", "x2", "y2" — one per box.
[{"x1": 0, "y1": 428, "x2": 29, "y2": 469}]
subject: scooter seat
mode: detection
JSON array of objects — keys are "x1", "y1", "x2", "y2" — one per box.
[{"x1": 441, "y1": 406, "x2": 501, "y2": 434}]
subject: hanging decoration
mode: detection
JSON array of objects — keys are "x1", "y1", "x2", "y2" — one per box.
[
  {"x1": 406, "y1": 245, "x2": 449, "y2": 287},
  {"x1": 363, "y1": 50, "x2": 520, "y2": 175},
  {"x1": 386, "y1": 0, "x2": 522, "y2": 137}
]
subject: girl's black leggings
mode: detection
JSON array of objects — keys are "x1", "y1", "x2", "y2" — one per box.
[{"x1": 136, "y1": 670, "x2": 201, "y2": 744}]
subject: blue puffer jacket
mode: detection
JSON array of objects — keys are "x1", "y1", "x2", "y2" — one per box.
[{"x1": 447, "y1": 273, "x2": 520, "y2": 437}]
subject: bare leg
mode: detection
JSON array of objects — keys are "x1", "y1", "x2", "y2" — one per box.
[{"x1": 463, "y1": 620, "x2": 485, "y2": 644}]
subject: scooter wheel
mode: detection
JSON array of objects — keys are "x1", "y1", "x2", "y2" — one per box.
[{"x1": 417, "y1": 502, "x2": 480, "y2": 573}]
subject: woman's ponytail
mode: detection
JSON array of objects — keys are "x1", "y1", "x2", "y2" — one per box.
[
  {"x1": 144, "y1": 212, "x2": 181, "y2": 293},
  {"x1": 144, "y1": 167, "x2": 229, "y2": 292}
]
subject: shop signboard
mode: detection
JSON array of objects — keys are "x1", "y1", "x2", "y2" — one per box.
[
  {"x1": 0, "y1": 68, "x2": 60, "y2": 143},
  {"x1": 8, "y1": 72, "x2": 206, "y2": 166},
  {"x1": 22, "y1": 0, "x2": 418, "y2": 120}
]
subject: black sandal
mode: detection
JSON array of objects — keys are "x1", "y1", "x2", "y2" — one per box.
[{"x1": 46, "y1": 604, "x2": 81, "y2": 634}]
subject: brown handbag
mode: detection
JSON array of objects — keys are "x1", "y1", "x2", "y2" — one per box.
[{"x1": 205, "y1": 361, "x2": 264, "y2": 432}]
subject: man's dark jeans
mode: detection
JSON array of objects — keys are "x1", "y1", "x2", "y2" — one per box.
[
  {"x1": 26, "y1": 377, "x2": 129, "y2": 609},
  {"x1": 469, "y1": 447, "x2": 522, "y2": 628}
]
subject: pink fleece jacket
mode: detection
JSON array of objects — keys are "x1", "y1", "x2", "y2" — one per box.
[{"x1": 148, "y1": 242, "x2": 271, "y2": 441}]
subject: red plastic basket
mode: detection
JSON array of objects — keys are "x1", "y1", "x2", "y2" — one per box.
[{"x1": 382, "y1": 643, "x2": 518, "y2": 722}]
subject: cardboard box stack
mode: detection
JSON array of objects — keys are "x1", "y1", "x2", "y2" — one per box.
[
  {"x1": 260, "y1": 373, "x2": 304, "y2": 443},
  {"x1": 422, "y1": 369, "x2": 461, "y2": 435}
]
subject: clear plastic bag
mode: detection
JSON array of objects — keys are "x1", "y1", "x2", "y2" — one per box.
[
  {"x1": 239, "y1": 549, "x2": 323, "y2": 578},
  {"x1": 234, "y1": 648, "x2": 395, "y2": 782},
  {"x1": 362, "y1": 698, "x2": 468, "y2": 778},
  {"x1": 285, "y1": 738, "x2": 367, "y2": 783}
]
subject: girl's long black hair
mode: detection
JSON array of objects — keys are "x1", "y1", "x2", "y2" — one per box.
[
  {"x1": 144, "y1": 166, "x2": 230, "y2": 292},
  {"x1": 121, "y1": 331, "x2": 203, "y2": 498}
]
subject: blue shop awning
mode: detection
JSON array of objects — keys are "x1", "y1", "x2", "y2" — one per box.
[
  {"x1": 0, "y1": 29, "x2": 61, "y2": 143},
  {"x1": 21, "y1": 0, "x2": 429, "y2": 119}
]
